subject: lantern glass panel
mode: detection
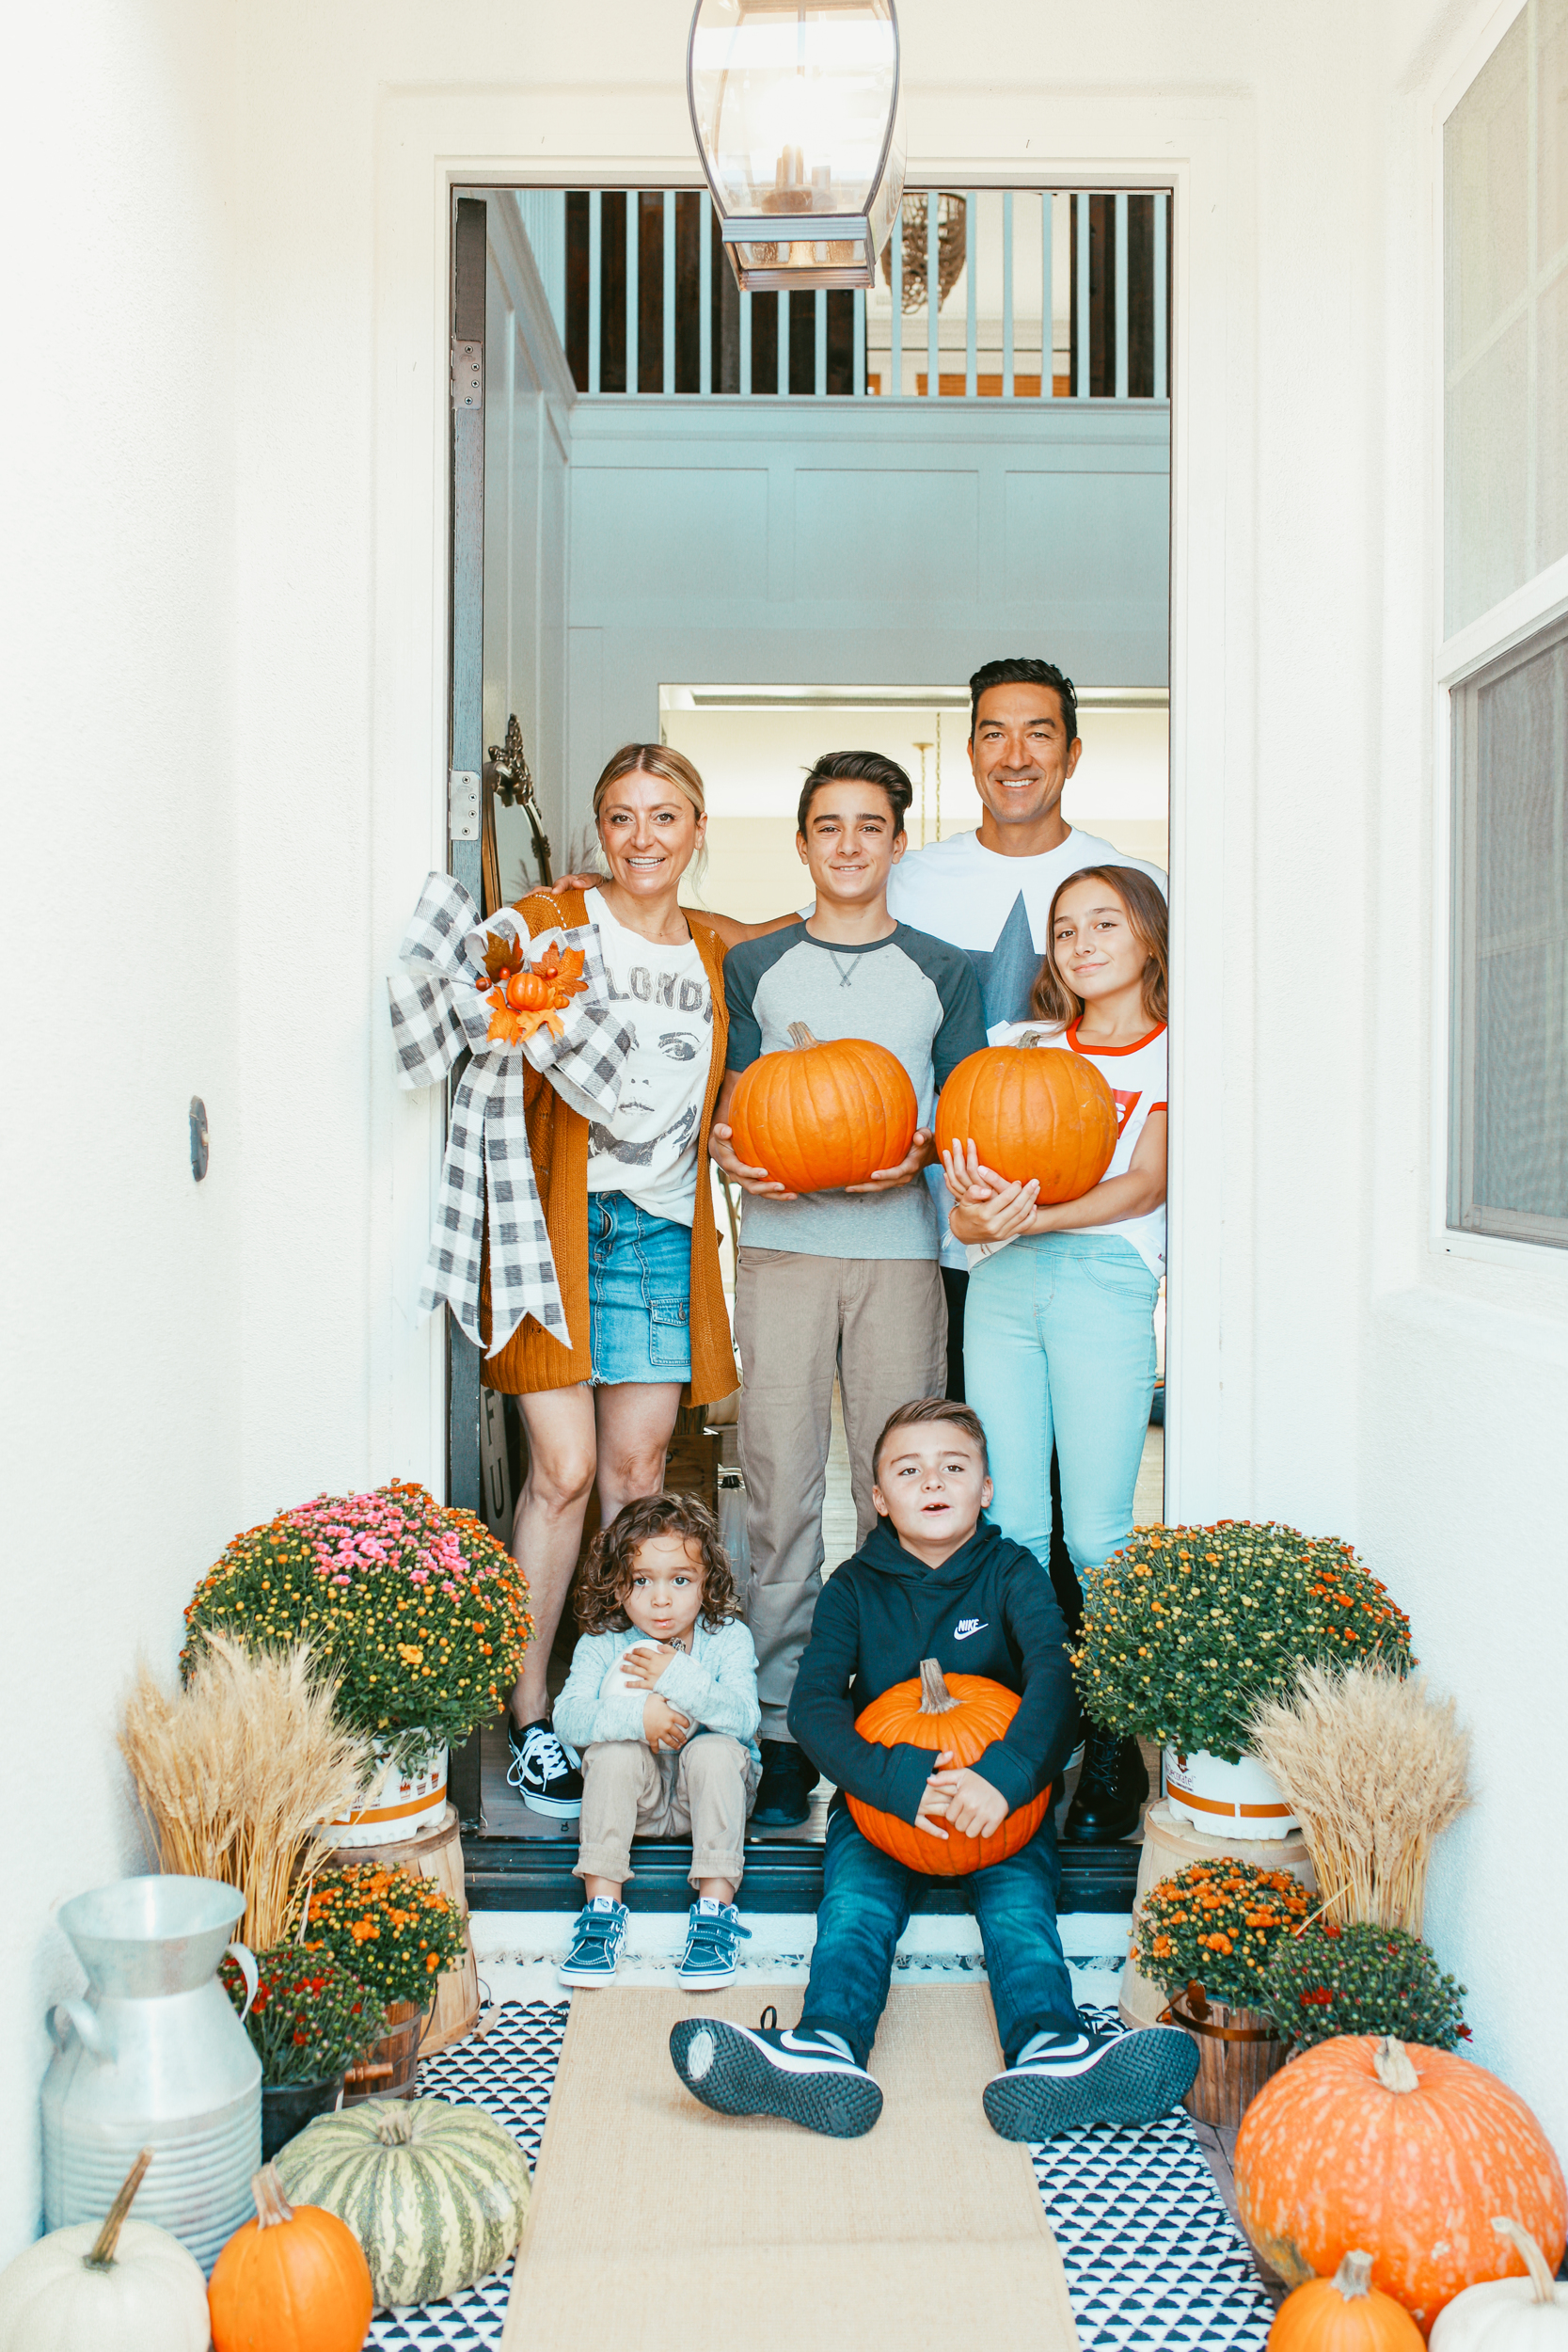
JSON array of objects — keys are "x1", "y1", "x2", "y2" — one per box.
[{"x1": 690, "y1": 0, "x2": 898, "y2": 221}]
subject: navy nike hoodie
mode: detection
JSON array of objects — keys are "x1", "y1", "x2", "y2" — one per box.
[{"x1": 787, "y1": 1516, "x2": 1083, "y2": 1827}]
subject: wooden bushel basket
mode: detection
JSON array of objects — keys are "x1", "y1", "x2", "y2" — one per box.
[
  {"x1": 327, "y1": 1802, "x2": 481, "y2": 2058},
  {"x1": 1163, "y1": 1981, "x2": 1288, "y2": 2126},
  {"x1": 342, "y1": 1998, "x2": 427, "y2": 2105}
]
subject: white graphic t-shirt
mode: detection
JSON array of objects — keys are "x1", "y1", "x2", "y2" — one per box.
[
  {"x1": 966, "y1": 1017, "x2": 1167, "y2": 1277},
  {"x1": 585, "y1": 891, "x2": 712, "y2": 1227}
]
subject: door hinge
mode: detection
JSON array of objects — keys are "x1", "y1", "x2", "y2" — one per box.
[
  {"x1": 451, "y1": 338, "x2": 483, "y2": 412},
  {"x1": 449, "y1": 770, "x2": 481, "y2": 841}
]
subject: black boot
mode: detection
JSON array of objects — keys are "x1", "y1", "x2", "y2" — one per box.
[
  {"x1": 1061, "y1": 1726, "x2": 1148, "y2": 1845},
  {"x1": 752, "y1": 1739, "x2": 818, "y2": 1828}
]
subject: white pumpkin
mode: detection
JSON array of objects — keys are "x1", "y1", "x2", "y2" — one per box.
[
  {"x1": 0, "y1": 2151, "x2": 209, "y2": 2352},
  {"x1": 1431, "y1": 2218, "x2": 1568, "y2": 2350},
  {"x1": 275, "y1": 2094, "x2": 531, "y2": 2307}
]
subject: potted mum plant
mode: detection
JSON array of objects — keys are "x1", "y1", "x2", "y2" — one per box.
[
  {"x1": 289, "y1": 1860, "x2": 468, "y2": 2104},
  {"x1": 184, "y1": 1480, "x2": 532, "y2": 1846},
  {"x1": 220, "y1": 1942, "x2": 384, "y2": 2160},
  {"x1": 1132, "y1": 1858, "x2": 1311, "y2": 2123},
  {"x1": 1264, "y1": 1920, "x2": 1469, "y2": 2053},
  {"x1": 1072, "y1": 1522, "x2": 1413, "y2": 1836}
]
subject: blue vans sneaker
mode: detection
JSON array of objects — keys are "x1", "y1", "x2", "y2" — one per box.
[
  {"x1": 675, "y1": 1898, "x2": 751, "y2": 1989},
  {"x1": 669, "y1": 2005, "x2": 882, "y2": 2138},
  {"x1": 558, "y1": 1898, "x2": 627, "y2": 1987},
  {"x1": 983, "y1": 2017, "x2": 1198, "y2": 2140}
]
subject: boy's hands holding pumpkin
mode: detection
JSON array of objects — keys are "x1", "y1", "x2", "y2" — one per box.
[
  {"x1": 708, "y1": 1121, "x2": 799, "y2": 1200},
  {"x1": 922, "y1": 1758, "x2": 1010, "y2": 1839},
  {"x1": 846, "y1": 1128, "x2": 936, "y2": 1193},
  {"x1": 642, "y1": 1694, "x2": 692, "y2": 1751}
]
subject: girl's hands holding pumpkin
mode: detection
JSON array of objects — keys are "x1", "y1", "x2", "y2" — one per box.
[
  {"x1": 846, "y1": 1129, "x2": 936, "y2": 1193},
  {"x1": 923, "y1": 1763, "x2": 1010, "y2": 1839},
  {"x1": 942, "y1": 1142, "x2": 1042, "y2": 1245},
  {"x1": 643, "y1": 1694, "x2": 692, "y2": 1750},
  {"x1": 708, "y1": 1121, "x2": 799, "y2": 1200}
]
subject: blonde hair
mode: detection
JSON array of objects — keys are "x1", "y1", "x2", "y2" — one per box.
[{"x1": 592, "y1": 743, "x2": 707, "y2": 825}]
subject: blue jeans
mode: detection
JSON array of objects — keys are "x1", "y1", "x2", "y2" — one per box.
[
  {"x1": 963, "y1": 1232, "x2": 1158, "y2": 1580},
  {"x1": 799, "y1": 1806, "x2": 1078, "y2": 2069},
  {"x1": 586, "y1": 1192, "x2": 692, "y2": 1383}
]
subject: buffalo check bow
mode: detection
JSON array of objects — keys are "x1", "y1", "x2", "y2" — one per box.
[{"x1": 388, "y1": 873, "x2": 631, "y2": 1355}]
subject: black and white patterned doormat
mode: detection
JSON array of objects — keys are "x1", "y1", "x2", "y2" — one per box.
[{"x1": 369, "y1": 2001, "x2": 1273, "y2": 2350}]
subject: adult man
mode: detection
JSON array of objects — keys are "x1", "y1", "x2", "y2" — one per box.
[
  {"x1": 711, "y1": 752, "x2": 986, "y2": 1827},
  {"x1": 887, "y1": 657, "x2": 1167, "y2": 1847}
]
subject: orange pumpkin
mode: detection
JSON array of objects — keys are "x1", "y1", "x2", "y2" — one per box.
[
  {"x1": 846, "y1": 1659, "x2": 1051, "y2": 1876},
  {"x1": 727, "y1": 1024, "x2": 918, "y2": 1194},
  {"x1": 208, "y1": 2163, "x2": 373, "y2": 2352},
  {"x1": 934, "y1": 1044, "x2": 1118, "y2": 1203},
  {"x1": 1268, "y1": 2251, "x2": 1427, "y2": 2350},
  {"x1": 1235, "y1": 2038, "x2": 1568, "y2": 2336}
]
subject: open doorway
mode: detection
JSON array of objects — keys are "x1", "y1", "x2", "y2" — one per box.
[{"x1": 451, "y1": 182, "x2": 1171, "y2": 1882}]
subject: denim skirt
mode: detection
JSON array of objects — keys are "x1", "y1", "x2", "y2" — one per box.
[{"x1": 587, "y1": 1192, "x2": 693, "y2": 1384}]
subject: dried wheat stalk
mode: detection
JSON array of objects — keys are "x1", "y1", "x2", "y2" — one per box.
[
  {"x1": 118, "y1": 1635, "x2": 370, "y2": 1947},
  {"x1": 1247, "y1": 1663, "x2": 1471, "y2": 1935}
]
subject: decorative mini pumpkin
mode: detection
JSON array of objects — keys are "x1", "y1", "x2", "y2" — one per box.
[
  {"x1": 1268, "y1": 2251, "x2": 1426, "y2": 2350},
  {"x1": 274, "y1": 2096, "x2": 531, "y2": 2310},
  {"x1": 208, "y1": 2163, "x2": 372, "y2": 2352},
  {"x1": 846, "y1": 1659, "x2": 1051, "y2": 1877},
  {"x1": 0, "y1": 2149, "x2": 209, "y2": 2352},
  {"x1": 1429, "y1": 2218, "x2": 1568, "y2": 2350},
  {"x1": 1235, "y1": 2038, "x2": 1568, "y2": 2334},
  {"x1": 934, "y1": 1043, "x2": 1118, "y2": 1202},
  {"x1": 727, "y1": 1025, "x2": 918, "y2": 1194}
]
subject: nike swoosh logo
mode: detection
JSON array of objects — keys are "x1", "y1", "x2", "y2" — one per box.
[{"x1": 954, "y1": 1624, "x2": 990, "y2": 1640}]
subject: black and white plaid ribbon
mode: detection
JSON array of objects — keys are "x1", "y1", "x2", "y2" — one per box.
[{"x1": 388, "y1": 873, "x2": 631, "y2": 1355}]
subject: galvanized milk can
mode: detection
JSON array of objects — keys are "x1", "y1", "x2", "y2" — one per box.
[{"x1": 42, "y1": 1875, "x2": 261, "y2": 2272}]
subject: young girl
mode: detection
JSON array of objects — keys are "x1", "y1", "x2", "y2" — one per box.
[
  {"x1": 941, "y1": 866, "x2": 1167, "y2": 1848},
  {"x1": 552, "y1": 1492, "x2": 761, "y2": 1989}
]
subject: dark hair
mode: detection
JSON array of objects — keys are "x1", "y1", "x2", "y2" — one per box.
[
  {"x1": 574, "y1": 1492, "x2": 740, "y2": 1637},
  {"x1": 968, "y1": 658, "x2": 1078, "y2": 748},
  {"x1": 796, "y1": 750, "x2": 913, "y2": 838},
  {"x1": 871, "y1": 1396, "x2": 990, "y2": 1485},
  {"x1": 1028, "y1": 865, "x2": 1168, "y2": 1027}
]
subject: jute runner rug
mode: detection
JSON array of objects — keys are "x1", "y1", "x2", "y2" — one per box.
[{"x1": 502, "y1": 1981, "x2": 1079, "y2": 2351}]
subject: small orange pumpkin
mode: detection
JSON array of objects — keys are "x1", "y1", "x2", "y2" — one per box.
[
  {"x1": 846, "y1": 1659, "x2": 1050, "y2": 1876},
  {"x1": 934, "y1": 1043, "x2": 1118, "y2": 1203},
  {"x1": 208, "y1": 2163, "x2": 373, "y2": 2352},
  {"x1": 727, "y1": 1024, "x2": 918, "y2": 1194},
  {"x1": 1268, "y1": 2251, "x2": 1426, "y2": 2350},
  {"x1": 1235, "y1": 2038, "x2": 1568, "y2": 2335}
]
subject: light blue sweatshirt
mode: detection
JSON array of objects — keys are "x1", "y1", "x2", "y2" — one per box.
[{"x1": 553, "y1": 1618, "x2": 762, "y2": 1767}]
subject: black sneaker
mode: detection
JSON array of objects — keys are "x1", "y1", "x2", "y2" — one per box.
[
  {"x1": 669, "y1": 2006, "x2": 882, "y2": 2138},
  {"x1": 752, "y1": 1739, "x2": 817, "y2": 1828},
  {"x1": 1060, "y1": 1725, "x2": 1148, "y2": 1844},
  {"x1": 506, "y1": 1718, "x2": 583, "y2": 1819},
  {"x1": 983, "y1": 2019, "x2": 1198, "y2": 2140}
]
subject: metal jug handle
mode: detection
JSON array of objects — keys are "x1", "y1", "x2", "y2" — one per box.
[
  {"x1": 49, "y1": 2000, "x2": 111, "y2": 2059},
  {"x1": 225, "y1": 1940, "x2": 260, "y2": 2023}
]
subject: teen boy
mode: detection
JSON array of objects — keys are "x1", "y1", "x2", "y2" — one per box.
[
  {"x1": 667, "y1": 1398, "x2": 1199, "y2": 2139},
  {"x1": 709, "y1": 754, "x2": 986, "y2": 1828}
]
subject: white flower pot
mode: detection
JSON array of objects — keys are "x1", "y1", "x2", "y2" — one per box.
[
  {"x1": 326, "y1": 1738, "x2": 449, "y2": 1848},
  {"x1": 1164, "y1": 1746, "x2": 1299, "y2": 1841}
]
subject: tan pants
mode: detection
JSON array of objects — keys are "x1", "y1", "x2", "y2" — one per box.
[
  {"x1": 575, "y1": 1735, "x2": 758, "y2": 1890},
  {"x1": 735, "y1": 1248, "x2": 948, "y2": 1740}
]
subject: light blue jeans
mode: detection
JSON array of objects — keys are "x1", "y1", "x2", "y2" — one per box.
[{"x1": 963, "y1": 1232, "x2": 1159, "y2": 1580}]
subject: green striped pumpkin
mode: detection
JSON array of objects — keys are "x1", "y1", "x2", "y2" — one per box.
[{"x1": 274, "y1": 2096, "x2": 531, "y2": 2308}]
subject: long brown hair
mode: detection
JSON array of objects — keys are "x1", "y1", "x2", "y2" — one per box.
[
  {"x1": 574, "y1": 1492, "x2": 740, "y2": 1637},
  {"x1": 1029, "y1": 865, "x2": 1168, "y2": 1027}
]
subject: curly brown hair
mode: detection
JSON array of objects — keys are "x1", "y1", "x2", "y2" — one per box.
[{"x1": 574, "y1": 1492, "x2": 741, "y2": 1637}]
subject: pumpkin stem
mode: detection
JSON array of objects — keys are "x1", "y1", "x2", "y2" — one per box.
[
  {"x1": 1370, "y1": 2037, "x2": 1420, "y2": 2093},
  {"x1": 785, "y1": 1023, "x2": 818, "y2": 1050},
  {"x1": 1492, "y1": 2217, "x2": 1559, "y2": 2304},
  {"x1": 1331, "y1": 2251, "x2": 1374, "y2": 2300},
  {"x1": 917, "y1": 1659, "x2": 963, "y2": 1715},
  {"x1": 251, "y1": 2162, "x2": 296, "y2": 2232},
  {"x1": 83, "y1": 2148, "x2": 153, "y2": 2270}
]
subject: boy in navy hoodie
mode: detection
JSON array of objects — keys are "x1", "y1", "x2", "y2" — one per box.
[{"x1": 668, "y1": 1396, "x2": 1198, "y2": 2140}]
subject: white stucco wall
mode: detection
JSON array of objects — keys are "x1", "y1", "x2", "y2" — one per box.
[{"x1": 3, "y1": 0, "x2": 1563, "y2": 2258}]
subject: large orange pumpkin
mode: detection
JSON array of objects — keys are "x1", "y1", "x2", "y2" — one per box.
[
  {"x1": 934, "y1": 1044, "x2": 1117, "y2": 1203},
  {"x1": 1234, "y1": 2038, "x2": 1568, "y2": 2336},
  {"x1": 1268, "y1": 2251, "x2": 1426, "y2": 2351},
  {"x1": 208, "y1": 2163, "x2": 373, "y2": 2352},
  {"x1": 727, "y1": 1024, "x2": 918, "y2": 1194},
  {"x1": 846, "y1": 1659, "x2": 1051, "y2": 1876}
]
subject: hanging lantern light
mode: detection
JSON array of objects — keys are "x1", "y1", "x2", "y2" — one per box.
[{"x1": 687, "y1": 0, "x2": 905, "y2": 293}]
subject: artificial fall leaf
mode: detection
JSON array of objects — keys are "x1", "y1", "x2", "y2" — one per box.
[{"x1": 481, "y1": 929, "x2": 525, "y2": 984}]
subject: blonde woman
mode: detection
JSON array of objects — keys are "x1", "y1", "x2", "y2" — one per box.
[{"x1": 483, "y1": 743, "x2": 737, "y2": 1818}]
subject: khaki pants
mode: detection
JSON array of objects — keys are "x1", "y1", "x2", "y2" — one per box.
[
  {"x1": 735, "y1": 1248, "x2": 947, "y2": 1740},
  {"x1": 575, "y1": 1735, "x2": 758, "y2": 1890}
]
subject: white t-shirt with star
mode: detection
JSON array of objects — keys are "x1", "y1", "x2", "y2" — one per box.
[{"x1": 584, "y1": 892, "x2": 712, "y2": 1228}]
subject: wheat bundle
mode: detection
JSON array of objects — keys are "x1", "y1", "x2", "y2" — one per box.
[
  {"x1": 118, "y1": 1635, "x2": 370, "y2": 1947},
  {"x1": 1247, "y1": 1663, "x2": 1470, "y2": 1934}
]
